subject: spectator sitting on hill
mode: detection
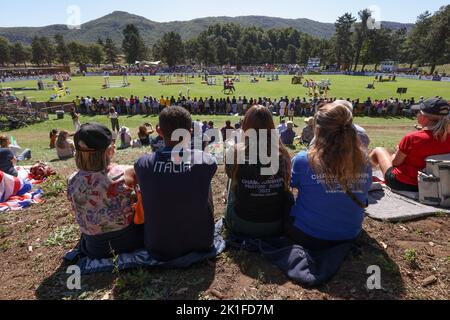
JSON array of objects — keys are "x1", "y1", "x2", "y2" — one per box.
[
  {"x1": 138, "y1": 124, "x2": 154, "y2": 147},
  {"x1": 56, "y1": 131, "x2": 75, "y2": 160},
  {"x1": 150, "y1": 125, "x2": 166, "y2": 153},
  {"x1": 204, "y1": 121, "x2": 223, "y2": 145},
  {"x1": 370, "y1": 98, "x2": 450, "y2": 192},
  {"x1": 49, "y1": 130, "x2": 58, "y2": 149},
  {"x1": 0, "y1": 137, "x2": 19, "y2": 177},
  {"x1": 225, "y1": 105, "x2": 293, "y2": 238},
  {"x1": 301, "y1": 117, "x2": 315, "y2": 146},
  {"x1": 0, "y1": 135, "x2": 32, "y2": 163},
  {"x1": 280, "y1": 121, "x2": 296, "y2": 146},
  {"x1": 221, "y1": 121, "x2": 235, "y2": 141},
  {"x1": 118, "y1": 127, "x2": 132, "y2": 150},
  {"x1": 68, "y1": 123, "x2": 143, "y2": 259},
  {"x1": 277, "y1": 119, "x2": 287, "y2": 134},
  {"x1": 134, "y1": 106, "x2": 217, "y2": 261},
  {"x1": 288, "y1": 102, "x2": 372, "y2": 251}
]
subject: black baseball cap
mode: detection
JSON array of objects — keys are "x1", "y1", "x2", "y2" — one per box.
[
  {"x1": 412, "y1": 97, "x2": 449, "y2": 116},
  {"x1": 74, "y1": 123, "x2": 112, "y2": 151}
]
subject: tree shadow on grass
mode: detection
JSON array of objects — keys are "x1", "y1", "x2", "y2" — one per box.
[{"x1": 35, "y1": 258, "x2": 216, "y2": 300}]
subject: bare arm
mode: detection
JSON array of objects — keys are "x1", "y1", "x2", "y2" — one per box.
[
  {"x1": 124, "y1": 167, "x2": 137, "y2": 188},
  {"x1": 392, "y1": 150, "x2": 407, "y2": 167}
]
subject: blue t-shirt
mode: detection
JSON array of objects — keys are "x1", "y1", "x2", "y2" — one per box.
[
  {"x1": 0, "y1": 148, "x2": 17, "y2": 177},
  {"x1": 290, "y1": 151, "x2": 372, "y2": 241},
  {"x1": 135, "y1": 147, "x2": 217, "y2": 261},
  {"x1": 280, "y1": 129, "x2": 296, "y2": 145}
]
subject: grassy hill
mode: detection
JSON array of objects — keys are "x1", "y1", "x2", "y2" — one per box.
[{"x1": 0, "y1": 11, "x2": 415, "y2": 46}]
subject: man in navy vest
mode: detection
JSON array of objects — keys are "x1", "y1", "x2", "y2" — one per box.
[{"x1": 135, "y1": 106, "x2": 217, "y2": 261}]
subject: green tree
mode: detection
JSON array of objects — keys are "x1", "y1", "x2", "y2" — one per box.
[
  {"x1": 215, "y1": 36, "x2": 228, "y2": 65},
  {"x1": 104, "y1": 38, "x2": 119, "y2": 67},
  {"x1": 243, "y1": 43, "x2": 255, "y2": 65},
  {"x1": 184, "y1": 39, "x2": 198, "y2": 63},
  {"x1": 0, "y1": 36, "x2": 11, "y2": 66},
  {"x1": 360, "y1": 28, "x2": 391, "y2": 70},
  {"x1": 122, "y1": 24, "x2": 147, "y2": 64},
  {"x1": 285, "y1": 44, "x2": 298, "y2": 64},
  {"x1": 31, "y1": 36, "x2": 45, "y2": 66},
  {"x1": 227, "y1": 47, "x2": 238, "y2": 65},
  {"x1": 352, "y1": 9, "x2": 371, "y2": 71},
  {"x1": 197, "y1": 34, "x2": 216, "y2": 66},
  {"x1": 36, "y1": 37, "x2": 55, "y2": 66},
  {"x1": 68, "y1": 42, "x2": 90, "y2": 69},
  {"x1": 389, "y1": 28, "x2": 408, "y2": 63},
  {"x1": 9, "y1": 42, "x2": 30, "y2": 67},
  {"x1": 334, "y1": 13, "x2": 356, "y2": 70},
  {"x1": 97, "y1": 38, "x2": 105, "y2": 47},
  {"x1": 155, "y1": 32, "x2": 185, "y2": 67},
  {"x1": 425, "y1": 5, "x2": 450, "y2": 73},
  {"x1": 276, "y1": 49, "x2": 286, "y2": 64},
  {"x1": 89, "y1": 44, "x2": 105, "y2": 67},
  {"x1": 54, "y1": 34, "x2": 71, "y2": 66}
]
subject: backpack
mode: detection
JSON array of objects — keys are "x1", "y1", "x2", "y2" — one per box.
[{"x1": 418, "y1": 154, "x2": 450, "y2": 208}]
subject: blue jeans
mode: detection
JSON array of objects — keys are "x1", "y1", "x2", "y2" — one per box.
[{"x1": 17, "y1": 149, "x2": 32, "y2": 162}]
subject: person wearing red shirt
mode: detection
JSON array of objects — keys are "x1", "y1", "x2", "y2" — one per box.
[{"x1": 370, "y1": 98, "x2": 450, "y2": 192}]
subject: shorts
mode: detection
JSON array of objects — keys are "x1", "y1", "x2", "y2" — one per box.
[{"x1": 385, "y1": 167, "x2": 419, "y2": 192}]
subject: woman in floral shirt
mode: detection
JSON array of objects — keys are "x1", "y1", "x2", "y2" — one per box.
[{"x1": 67, "y1": 123, "x2": 143, "y2": 259}]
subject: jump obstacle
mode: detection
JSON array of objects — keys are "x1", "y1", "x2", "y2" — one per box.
[
  {"x1": 103, "y1": 75, "x2": 130, "y2": 89},
  {"x1": 53, "y1": 84, "x2": 68, "y2": 98},
  {"x1": 159, "y1": 74, "x2": 193, "y2": 85}
]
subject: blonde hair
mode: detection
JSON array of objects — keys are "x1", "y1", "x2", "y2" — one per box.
[
  {"x1": 423, "y1": 112, "x2": 449, "y2": 142},
  {"x1": 75, "y1": 149, "x2": 111, "y2": 172},
  {"x1": 309, "y1": 103, "x2": 368, "y2": 191}
]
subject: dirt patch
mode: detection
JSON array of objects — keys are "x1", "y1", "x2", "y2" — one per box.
[{"x1": 0, "y1": 166, "x2": 449, "y2": 300}]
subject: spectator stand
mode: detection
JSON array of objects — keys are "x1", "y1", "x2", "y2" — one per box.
[{"x1": 0, "y1": 97, "x2": 48, "y2": 131}]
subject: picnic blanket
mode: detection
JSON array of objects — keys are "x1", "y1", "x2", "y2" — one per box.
[
  {"x1": 367, "y1": 170, "x2": 449, "y2": 222},
  {"x1": 0, "y1": 168, "x2": 44, "y2": 213},
  {"x1": 64, "y1": 220, "x2": 226, "y2": 275},
  {"x1": 226, "y1": 233, "x2": 355, "y2": 287},
  {"x1": 367, "y1": 188, "x2": 449, "y2": 222}
]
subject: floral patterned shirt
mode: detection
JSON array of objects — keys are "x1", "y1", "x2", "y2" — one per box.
[{"x1": 67, "y1": 165, "x2": 135, "y2": 236}]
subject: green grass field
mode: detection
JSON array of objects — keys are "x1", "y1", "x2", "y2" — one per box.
[
  {"x1": 2, "y1": 74, "x2": 443, "y2": 167},
  {"x1": 4, "y1": 75, "x2": 449, "y2": 103}
]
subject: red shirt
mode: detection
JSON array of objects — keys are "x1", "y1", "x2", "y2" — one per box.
[{"x1": 393, "y1": 130, "x2": 450, "y2": 186}]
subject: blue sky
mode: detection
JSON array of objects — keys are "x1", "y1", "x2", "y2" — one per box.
[{"x1": 1, "y1": 0, "x2": 448, "y2": 27}]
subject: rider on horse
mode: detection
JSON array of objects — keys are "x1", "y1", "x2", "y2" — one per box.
[{"x1": 223, "y1": 78, "x2": 236, "y2": 94}]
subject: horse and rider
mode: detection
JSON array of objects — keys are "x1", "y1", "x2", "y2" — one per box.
[{"x1": 223, "y1": 78, "x2": 236, "y2": 95}]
